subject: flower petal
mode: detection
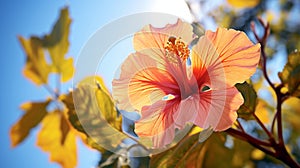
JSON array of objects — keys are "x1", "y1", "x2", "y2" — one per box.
[
  {"x1": 191, "y1": 36, "x2": 227, "y2": 90},
  {"x1": 133, "y1": 19, "x2": 194, "y2": 52},
  {"x1": 113, "y1": 52, "x2": 156, "y2": 111},
  {"x1": 205, "y1": 28, "x2": 261, "y2": 86},
  {"x1": 195, "y1": 87, "x2": 244, "y2": 130},
  {"x1": 172, "y1": 94, "x2": 200, "y2": 129},
  {"x1": 113, "y1": 46, "x2": 197, "y2": 112},
  {"x1": 135, "y1": 100, "x2": 179, "y2": 148},
  {"x1": 113, "y1": 53, "x2": 179, "y2": 112}
]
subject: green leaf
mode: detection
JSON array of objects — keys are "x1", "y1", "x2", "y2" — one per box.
[
  {"x1": 150, "y1": 133, "x2": 256, "y2": 167},
  {"x1": 18, "y1": 36, "x2": 52, "y2": 85},
  {"x1": 150, "y1": 132, "x2": 200, "y2": 168},
  {"x1": 10, "y1": 100, "x2": 50, "y2": 147},
  {"x1": 235, "y1": 82, "x2": 258, "y2": 120},
  {"x1": 279, "y1": 51, "x2": 300, "y2": 98},
  {"x1": 231, "y1": 138, "x2": 255, "y2": 167},
  {"x1": 42, "y1": 7, "x2": 74, "y2": 82},
  {"x1": 150, "y1": 133, "x2": 235, "y2": 168}
]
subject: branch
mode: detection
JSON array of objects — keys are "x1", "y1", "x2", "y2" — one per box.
[
  {"x1": 249, "y1": 18, "x2": 300, "y2": 167},
  {"x1": 275, "y1": 87, "x2": 284, "y2": 145},
  {"x1": 226, "y1": 128, "x2": 272, "y2": 147}
]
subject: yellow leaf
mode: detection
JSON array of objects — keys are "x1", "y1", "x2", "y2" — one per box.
[
  {"x1": 61, "y1": 90, "x2": 109, "y2": 153},
  {"x1": 71, "y1": 84, "x2": 127, "y2": 152},
  {"x1": 60, "y1": 92, "x2": 85, "y2": 133},
  {"x1": 10, "y1": 100, "x2": 50, "y2": 147},
  {"x1": 42, "y1": 7, "x2": 74, "y2": 83},
  {"x1": 60, "y1": 57, "x2": 75, "y2": 82},
  {"x1": 78, "y1": 76, "x2": 122, "y2": 130},
  {"x1": 37, "y1": 110, "x2": 77, "y2": 168},
  {"x1": 227, "y1": 0, "x2": 260, "y2": 8},
  {"x1": 255, "y1": 100, "x2": 271, "y2": 124},
  {"x1": 78, "y1": 76, "x2": 110, "y2": 95},
  {"x1": 283, "y1": 97, "x2": 300, "y2": 131},
  {"x1": 282, "y1": 98, "x2": 300, "y2": 151},
  {"x1": 251, "y1": 149, "x2": 265, "y2": 160},
  {"x1": 18, "y1": 36, "x2": 51, "y2": 85}
]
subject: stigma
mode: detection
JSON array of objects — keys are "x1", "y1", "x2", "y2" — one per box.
[{"x1": 165, "y1": 36, "x2": 190, "y2": 61}]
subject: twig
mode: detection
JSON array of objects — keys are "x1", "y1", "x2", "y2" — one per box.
[
  {"x1": 253, "y1": 113, "x2": 274, "y2": 141},
  {"x1": 56, "y1": 74, "x2": 61, "y2": 99},
  {"x1": 43, "y1": 84, "x2": 59, "y2": 99},
  {"x1": 236, "y1": 119, "x2": 245, "y2": 133},
  {"x1": 251, "y1": 19, "x2": 275, "y2": 91},
  {"x1": 270, "y1": 112, "x2": 277, "y2": 134}
]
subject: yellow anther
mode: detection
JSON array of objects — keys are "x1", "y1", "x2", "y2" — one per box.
[{"x1": 164, "y1": 36, "x2": 190, "y2": 61}]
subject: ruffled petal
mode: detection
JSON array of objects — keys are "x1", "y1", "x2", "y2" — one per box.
[
  {"x1": 215, "y1": 87, "x2": 244, "y2": 131},
  {"x1": 191, "y1": 36, "x2": 227, "y2": 90},
  {"x1": 194, "y1": 87, "x2": 244, "y2": 130},
  {"x1": 133, "y1": 19, "x2": 194, "y2": 52},
  {"x1": 135, "y1": 100, "x2": 179, "y2": 148},
  {"x1": 112, "y1": 52, "x2": 179, "y2": 112},
  {"x1": 172, "y1": 94, "x2": 200, "y2": 129},
  {"x1": 205, "y1": 28, "x2": 261, "y2": 86}
]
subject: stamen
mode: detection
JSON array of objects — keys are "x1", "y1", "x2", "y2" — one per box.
[{"x1": 165, "y1": 37, "x2": 190, "y2": 61}]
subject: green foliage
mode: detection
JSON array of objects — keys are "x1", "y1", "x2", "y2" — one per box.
[
  {"x1": 235, "y1": 82, "x2": 257, "y2": 120},
  {"x1": 151, "y1": 133, "x2": 256, "y2": 168},
  {"x1": 279, "y1": 51, "x2": 300, "y2": 98}
]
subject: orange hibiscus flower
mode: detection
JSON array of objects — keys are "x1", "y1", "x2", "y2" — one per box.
[{"x1": 112, "y1": 19, "x2": 260, "y2": 148}]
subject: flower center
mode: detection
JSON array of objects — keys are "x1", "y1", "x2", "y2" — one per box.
[{"x1": 164, "y1": 36, "x2": 190, "y2": 61}]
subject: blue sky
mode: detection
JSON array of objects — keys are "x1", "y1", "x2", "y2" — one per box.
[{"x1": 0, "y1": 0, "x2": 193, "y2": 167}]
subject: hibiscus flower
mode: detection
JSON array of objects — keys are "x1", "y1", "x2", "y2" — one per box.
[{"x1": 112, "y1": 19, "x2": 260, "y2": 148}]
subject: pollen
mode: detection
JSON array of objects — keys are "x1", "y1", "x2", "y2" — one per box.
[{"x1": 165, "y1": 36, "x2": 190, "y2": 61}]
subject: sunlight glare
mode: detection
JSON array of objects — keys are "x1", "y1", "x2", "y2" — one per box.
[{"x1": 150, "y1": 0, "x2": 193, "y2": 23}]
